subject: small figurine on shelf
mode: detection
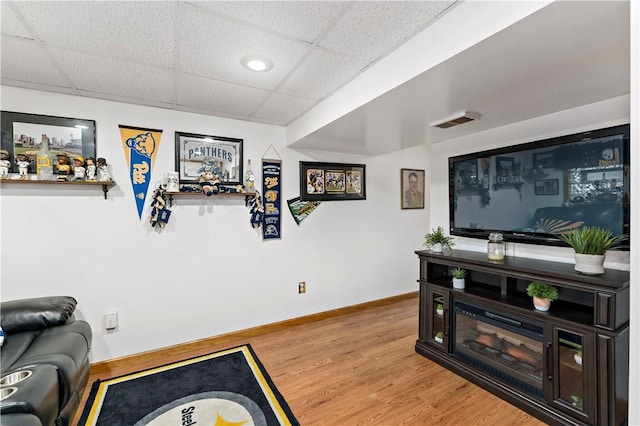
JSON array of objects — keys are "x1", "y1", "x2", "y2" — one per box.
[
  {"x1": 199, "y1": 169, "x2": 220, "y2": 196},
  {"x1": 56, "y1": 154, "x2": 71, "y2": 181},
  {"x1": 72, "y1": 156, "x2": 85, "y2": 181},
  {"x1": 0, "y1": 150, "x2": 11, "y2": 179},
  {"x1": 85, "y1": 157, "x2": 97, "y2": 181},
  {"x1": 97, "y1": 157, "x2": 112, "y2": 181},
  {"x1": 16, "y1": 154, "x2": 30, "y2": 179}
]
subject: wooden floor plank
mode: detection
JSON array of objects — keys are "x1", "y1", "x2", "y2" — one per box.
[{"x1": 75, "y1": 292, "x2": 544, "y2": 425}]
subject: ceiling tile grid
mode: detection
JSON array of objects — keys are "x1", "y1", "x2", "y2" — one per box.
[
  {"x1": 176, "y1": 72, "x2": 271, "y2": 117},
  {"x1": 78, "y1": 89, "x2": 174, "y2": 112},
  {"x1": 12, "y1": 1, "x2": 177, "y2": 68},
  {"x1": 179, "y1": 5, "x2": 309, "y2": 90},
  {"x1": 319, "y1": 1, "x2": 457, "y2": 63},
  {"x1": 0, "y1": 3, "x2": 32, "y2": 39},
  {"x1": 0, "y1": 0, "x2": 463, "y2": 131},
  {"x1": 191, "y1": 1, "x2": 349, "y2": 44},
  {"x1": 252, "y1": 92, "x2": 319, "y2": 126},
  {"x1": 0, "y1": 37, "x2": 71, "y2": 87},
  {"x1": 278, "y1": 47, "x2": 370, "y2": 99},
  {"x1": 50, "y1": 47, "x2": 175, "y2": 104}
]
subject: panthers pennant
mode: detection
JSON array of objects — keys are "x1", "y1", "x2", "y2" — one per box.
[{"x1": 119, "y1": 125, "x2": 163, "y2": 219}]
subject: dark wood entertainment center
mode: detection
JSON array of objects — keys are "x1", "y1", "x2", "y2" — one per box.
[{"x1": 415, "y1": 249, "x2": 629, "y2": 426}]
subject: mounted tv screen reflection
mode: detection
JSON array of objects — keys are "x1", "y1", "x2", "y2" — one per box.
[{"x1": 449, "y1": 124, "x2": 630, "y2": 248}]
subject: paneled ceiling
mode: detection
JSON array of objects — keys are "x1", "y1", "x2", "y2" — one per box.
[
  {"x1": 291, "y1": 0, "x2": 630, "y2": 155},
  {"x1": 0, "y1": 1, "x2": 631, "y2": 156},
  {"x1": 0, "y1": 1, "x2": 458, "y2": 126}
]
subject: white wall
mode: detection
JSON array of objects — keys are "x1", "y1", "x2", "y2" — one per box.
[
  {"x1": 430, "y1": 95, "x2": 631, "y2": 270},
  {"x1": 0, "y1": 86, "x2": 429, "y2": 362}
]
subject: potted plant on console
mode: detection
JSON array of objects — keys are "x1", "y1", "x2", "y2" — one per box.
[
  {"x1": 526, "y1": 281, "x2": 559, "y2": 312},
  {"x1": 452, "y1": 267, "x2": 466, "y2": 290},
  {"x1": 559, "y1": 226, "x2": 627, "y2": 275},
  {"x1": 424, "y1": 226, "x2": 455, "y2": 253}
]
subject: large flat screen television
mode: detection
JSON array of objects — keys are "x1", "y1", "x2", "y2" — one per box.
[{"x1": 449, "y1": 124, "x2": 630, "y2": 249}]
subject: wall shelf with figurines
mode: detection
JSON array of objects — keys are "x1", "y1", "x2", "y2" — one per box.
[
  {"x1": 0, "y1": 179, "x2": 117, "y2": 199},
  {"x1": 163, "y1": 190, "x2": 257, "y2": 207}
]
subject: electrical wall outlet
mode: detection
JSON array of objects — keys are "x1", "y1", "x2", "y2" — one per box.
[
  {"x1": 105, "y1": 311, "x2": 118, "y2": 330},
  {"x1": 298, "y1": 281, "x2": 306, "y2": 294}
]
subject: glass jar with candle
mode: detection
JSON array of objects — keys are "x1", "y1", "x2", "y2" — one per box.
[{"x1": 487, "y1": 232, "x2": 505, "y2": 261}]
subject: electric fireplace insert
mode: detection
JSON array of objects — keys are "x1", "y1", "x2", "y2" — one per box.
[{"x1": 452, "y1": 299, "x2": 544, "y2": 399}]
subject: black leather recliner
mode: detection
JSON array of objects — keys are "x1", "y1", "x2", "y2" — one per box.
[{"x1": 0, "y1": 296, "x2": 92, "y2": 426}]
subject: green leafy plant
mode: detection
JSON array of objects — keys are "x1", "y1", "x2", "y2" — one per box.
[
  {"x1": 559, "y1": 226, "x2": 627, "y2": 255},
  {"x1": 571, "y1": 395, "x2": 583, "y2": 409},
  {"x1": 435, "y1": 331, "x2": 443, "y2": 340},
  {"x1": 423, "y1": 226, "x2": 455, "y2": 249},
  {"x1": 526, "y1": 281, "x2": 559, "y2": 301},
  {"x1": 452, "y1": 268, "x2": 466, "y2": 279}
]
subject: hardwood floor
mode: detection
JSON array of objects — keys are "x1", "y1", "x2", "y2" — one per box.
[{"x1": 75, "y1": 292, "x2": 544, "y2": 425}]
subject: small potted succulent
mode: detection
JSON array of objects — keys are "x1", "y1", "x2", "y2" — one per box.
[
  {"x1": 559, "y1": 226, "x2": 627, "y2": 275},
  {"x1": 452, "y1": 267, "x2": 466, "y2": 290},
  {"x1": 436, "y1": 303, "x2": 444, "y2": 316},
  {"x1": 424, "y1": 226, "x2": 455, "y2": 253},
  {"x1": 434, "y1": 331, "x2": 444, "y2": 344},
  {"x1": 526, "y1": 281, "x2": 559, "y2": 312}
]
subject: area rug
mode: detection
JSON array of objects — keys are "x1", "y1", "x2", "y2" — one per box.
[{"x1": 78, "y1": 344, "x2": 298, "y2": 426}]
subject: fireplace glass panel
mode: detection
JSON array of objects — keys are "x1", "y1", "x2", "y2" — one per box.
[{"x1": 453, "y1": 301, "x2": 544, "y2": 397}]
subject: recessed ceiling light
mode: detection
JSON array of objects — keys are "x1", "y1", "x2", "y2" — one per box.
[{"x1": 241, "y1": 55, "x2": 273, "y2": 72}]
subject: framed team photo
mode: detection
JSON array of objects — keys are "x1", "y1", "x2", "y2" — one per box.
[{"x1": 299, "y1": 161, "x2": 366, "y2": 201}]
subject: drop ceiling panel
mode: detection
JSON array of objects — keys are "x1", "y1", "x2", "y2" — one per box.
[
  {"x1": 2, "y1": 1, "x2": 628, "y2": 157},
  {"x1": 0, "y1": 3, "x2": 33, "y2": 39},
  {"x1": 253, "y1": 93, "x2": 318, "y2": 126},
  {"x1": 51, "y1": 47, "x2": 175, "y2": 103},
  {"x1": 192, "y1": 1, "x2": 348, "y2": 43},
  {"x1": 13, "y1": 1, "x2": 177, "y2": 68},
  {"x1": 279, "y1": 48, "x2": 369, "y2": 99},
  {"x1": 0, "y1": 37, "x2": 70, "y2": 87},
  {"x1": 180, "y1": 6, "x2": 309, "y2": 90},
  {"x1": 0, "y1": 0, "x2": 464, "y2": 135},
  {"x1": 320, "y1": 1, "x2": 457, "y2": 62},
  {"x1": 77, "y1": 90, "x2": 174, "y2": 111},
  {"x1": 177, "y1": 73, "x2": 270, "y2": 117}
]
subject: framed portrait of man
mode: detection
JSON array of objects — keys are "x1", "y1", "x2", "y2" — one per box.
[{"x1": 401, "y1": 168, "x2": 425, "y2": 209}]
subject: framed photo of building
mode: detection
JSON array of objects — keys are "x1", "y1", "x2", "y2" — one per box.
[
  {"x1": 1, "y1": 111, "x2": 96, "y2": 174},
  {"x1": 401, "y1": 168, "x2": 425, "y2": 209},
  {"x1": 535, "y1": 178, "x2": 559, "y2": 195},
  {"x1": 299, "y1": 161, "x2": 366, "y2": 201},
  {"x1": 175, "y1": 131, "x2": 243, "y2": 184}
]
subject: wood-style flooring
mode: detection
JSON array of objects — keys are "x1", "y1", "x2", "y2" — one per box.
[{"x1": 75, "y1": 292, "x2": 544, "y2": 425}]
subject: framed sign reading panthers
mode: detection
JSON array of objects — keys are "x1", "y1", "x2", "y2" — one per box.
[
  {"x1": 299, "y1": 161, "x2": 366, "y2": 201},
  {"x1": 175, "y1": 131, "x2": 243, "y2": 185}
]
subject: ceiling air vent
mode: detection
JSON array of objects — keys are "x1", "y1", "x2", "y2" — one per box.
[{"x1": 429, "y1": 111, "x2": 481, "y2": 129}]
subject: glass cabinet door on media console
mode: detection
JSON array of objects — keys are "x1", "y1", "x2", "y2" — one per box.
[
  {"x1": 546, "y1": 325, "x2": 596, "y2": 424},
  {"x1": 423, "y1": 285, "x2": 450, "y2": 351}
]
